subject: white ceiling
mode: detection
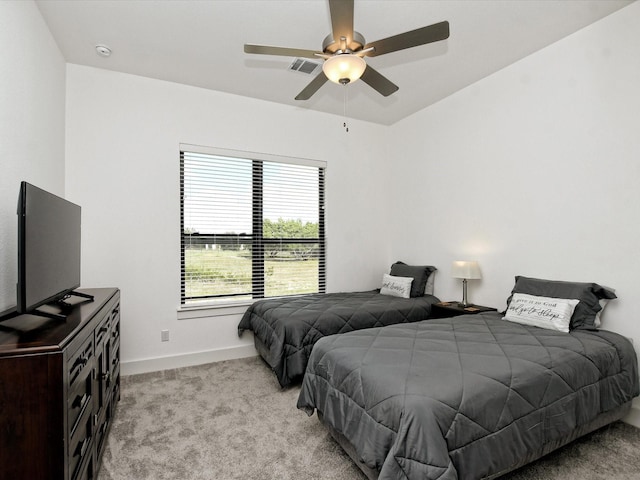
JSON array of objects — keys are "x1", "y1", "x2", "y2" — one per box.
[{"x1": 36, "y1": 0, "x2": 633, "y2": 126}]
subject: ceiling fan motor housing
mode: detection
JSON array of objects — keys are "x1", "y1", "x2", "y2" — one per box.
[{"x1": 322, "y1": 31, "x2": 366, "y2": 54}]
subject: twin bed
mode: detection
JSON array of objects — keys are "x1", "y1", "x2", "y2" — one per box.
[
  {"x1": 239, "y1": 273, "x2": 639, "y2": 479},
  {"x1": 238, "y1": 262, "x2": 438, "y2": 387},
  {"x1": 238, "y1": 289, "x2": 439, "y2": 387},
  {"x1": 297, "y1": 312, "x2": 638, "y2": 479}
]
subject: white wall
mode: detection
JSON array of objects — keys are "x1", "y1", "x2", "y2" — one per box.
[
  {"x1": 388, "y1": 3, "x2": 640, "y2": 421},
  {"x1": 0, "y1": 1, "x2": 66, "y2": 313},
  {"x1": 64, "y1": 65, "x2": 390, "y2": 373}
]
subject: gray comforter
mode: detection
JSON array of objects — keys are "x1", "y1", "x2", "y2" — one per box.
[
  {"x1": 238, "y1": 291, "x2": 439, "y2": 387},
  {"x1": 297, "y1": 313, "x2": 639, "y2": 479}
]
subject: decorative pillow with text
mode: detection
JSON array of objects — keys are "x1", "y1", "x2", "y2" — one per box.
[
  {"x1": 504, "y1": 276, "x2": 616, "y2": 330},
  {"x1": 390, "y1": 262, "x2": 436, "y2": 297},
  {"x1": 503, "y1": 293, "x2": 579, "y2": 333},
  {"x1": 380, "y1": 274, "x2": 413, "y2": 299}
]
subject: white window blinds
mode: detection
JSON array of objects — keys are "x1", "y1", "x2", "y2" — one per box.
[{"x1": 180, "y1": 148, "x2": 325, "y2": 305}]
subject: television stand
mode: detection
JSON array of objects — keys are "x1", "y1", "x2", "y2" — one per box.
[
  {"x1": 24, "y1": 308, "x2": 68, "y2": 322},
  {"x1": 25, "y1": 291, "x2": 97, "y2": 322},
  {"x1": 57, "y1": 290, "x2": 95, "y2": 308},
  {"x1": 0, "y1": 288, "x2": 120, "y2": 480},
  {"x1": 0, "y1": 308, "x2": 18, "y2": 323}
]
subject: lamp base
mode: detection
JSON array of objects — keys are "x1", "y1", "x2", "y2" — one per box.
[{"x1": 460, "y1": 279, "x2": 470, "y2": 308}]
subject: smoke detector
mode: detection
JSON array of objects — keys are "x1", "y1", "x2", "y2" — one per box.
[{"x1": 95, "y1": 45, "x2": 112, "y2": 57}]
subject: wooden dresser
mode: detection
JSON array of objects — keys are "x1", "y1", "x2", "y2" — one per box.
[{"x1": 0, "y1": 288, "x2": 120, "y2": 480}]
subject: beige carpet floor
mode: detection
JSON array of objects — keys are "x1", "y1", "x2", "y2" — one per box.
[{"x1": 98, "y1": 356, "x2": 640, "y2": 480}]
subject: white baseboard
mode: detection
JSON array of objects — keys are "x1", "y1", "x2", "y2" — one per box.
[
  {"x1": 622, "y1": 401, "x2": 640, "y2": 428},
  {"x1": 121, "y1": 344, "x2": 258, "y2": 376}
]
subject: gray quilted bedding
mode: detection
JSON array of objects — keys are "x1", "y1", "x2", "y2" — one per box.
[
  {"x1": 238, "y1": 291, "x2": 439, "y2": 387},
  {"x1": 297, "y1": 312, "x2": 639, "y2": 479}
]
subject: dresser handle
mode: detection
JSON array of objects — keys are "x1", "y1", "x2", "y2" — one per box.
[
  {"x1": 74, "y1": 437, "x2": 90, "y2": 458},
  {"x1": 73, "y1": 393, "x2": 89, "y2": 409},
  {"x1": 71, "y1": 355, "x2": 89, "y2": 373}
]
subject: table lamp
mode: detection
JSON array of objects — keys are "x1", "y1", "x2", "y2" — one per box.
[{"x1": 451, "y1": 261, "x2": 481, "y2": 307}]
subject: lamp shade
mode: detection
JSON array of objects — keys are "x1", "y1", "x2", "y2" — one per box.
[
  {"x1": 451, "y1": 261, "x2": 482, "y2": 280},
  {"x1": 322, "y1": 54, "x2": 366, "y2": 84}
]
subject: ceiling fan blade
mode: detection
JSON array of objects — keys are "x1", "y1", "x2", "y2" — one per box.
[
  {"x1": 295, "y1": 73, "x2": 329, "y2": 100},
  {"x1": 244, "y1": 44, "x2": 321, "y2": 59},
  {"x1": 364, "y1": 21, "x2": 450, "y2": 57},
  {"x1": 328, "y1": 0, "x2": 354, "y2": 44},
  {"x1": 360, "y1": 65, "x2": 398, "y2": 97}
]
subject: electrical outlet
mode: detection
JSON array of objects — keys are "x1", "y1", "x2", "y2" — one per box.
[{"x1": 161, "y1": 329, "x2": 170, "y2": 342}]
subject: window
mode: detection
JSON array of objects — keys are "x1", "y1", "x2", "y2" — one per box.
[{"x1": 180, "y1": 146, "x2": 326, "y2": 305}]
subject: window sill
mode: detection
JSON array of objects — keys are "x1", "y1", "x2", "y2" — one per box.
[{"x1": 177, "y1": 300, "x2": 253, "y2": 320}]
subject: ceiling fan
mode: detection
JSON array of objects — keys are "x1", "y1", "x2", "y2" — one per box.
[{"x1": 244, "y1": 0, "x2": 450, "y2": 100}]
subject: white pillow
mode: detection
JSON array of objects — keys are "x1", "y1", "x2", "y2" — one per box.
[
  {"x1": 380, "y1": 274, "x2": 413, "y2": 299},
  {"x1": 503, "y1": 293, "x2": 579, "y2": 333}
]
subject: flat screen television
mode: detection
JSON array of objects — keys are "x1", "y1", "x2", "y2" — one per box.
[{"x1": 16, "y1": 181, "x2": 91, "y2": 319}]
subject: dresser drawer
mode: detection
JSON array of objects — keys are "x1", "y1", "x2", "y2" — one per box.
[
  {"x1": 68, "y1": 357, "x2": 94, "y2": 438},
  {"x1": 110, "y1": 309, "x2": 120, "y2": 344},
  {"x1": 69, "y1": 402, "x2": 93, "y2": 480},
  {"x1": 95, "y1": 313, "x2": 111, "y2": 348},
  {"x1": 110, "y1": 302, "x2": 120, "y2": 327},
  {"x1": 68, "y1": 336, "x2": 94, "y2": 388},
  {"x1": 68, "y1": 335, "x2": 94, "y2": 437},
  {"x1": 110, "y1": 336, "x2": 120, "y2": 379},
  {"x1": 94, "y1": 396, "x2": 114, "y2": 460}
]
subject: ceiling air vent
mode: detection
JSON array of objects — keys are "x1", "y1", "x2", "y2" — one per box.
[{"x1": 289, "y1": 58, "x2": 321, "y2": 75}]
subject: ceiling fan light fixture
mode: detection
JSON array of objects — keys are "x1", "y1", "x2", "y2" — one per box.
[{"x1": 322, "y1": 54, "x2": 366, "y2": 85}]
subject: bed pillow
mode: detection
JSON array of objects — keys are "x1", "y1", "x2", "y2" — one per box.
[
  {"x1": 390, "y1": 262, "x2": 437, "y2": 297},
  {"x1": 424, "y1": 270, "x2": 436, "y2": 296},
  {"x1": 380, "y1": 274, "x2": 413, "y2": 299},
  {"x1": 593, "y1": 286, "x2": 615, "y2": 328},
  {"x1": 505, "y1": 276, "x2": 617, "y2": 330},
  {"x1": 503, "y1": 293, "x2": 579, "y2": 333}
]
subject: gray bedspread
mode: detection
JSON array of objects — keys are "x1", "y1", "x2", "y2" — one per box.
[
  {"x1": 238, "y1": 291, "x2": 439, "y2": 387},
  {"x1": 297, "y1": 312, "x2": 639, "y2": 479}
]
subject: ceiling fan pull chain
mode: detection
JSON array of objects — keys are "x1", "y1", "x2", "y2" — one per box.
[{"x1": 343, "y1": 85, "x2": 349, "y2": 133}]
